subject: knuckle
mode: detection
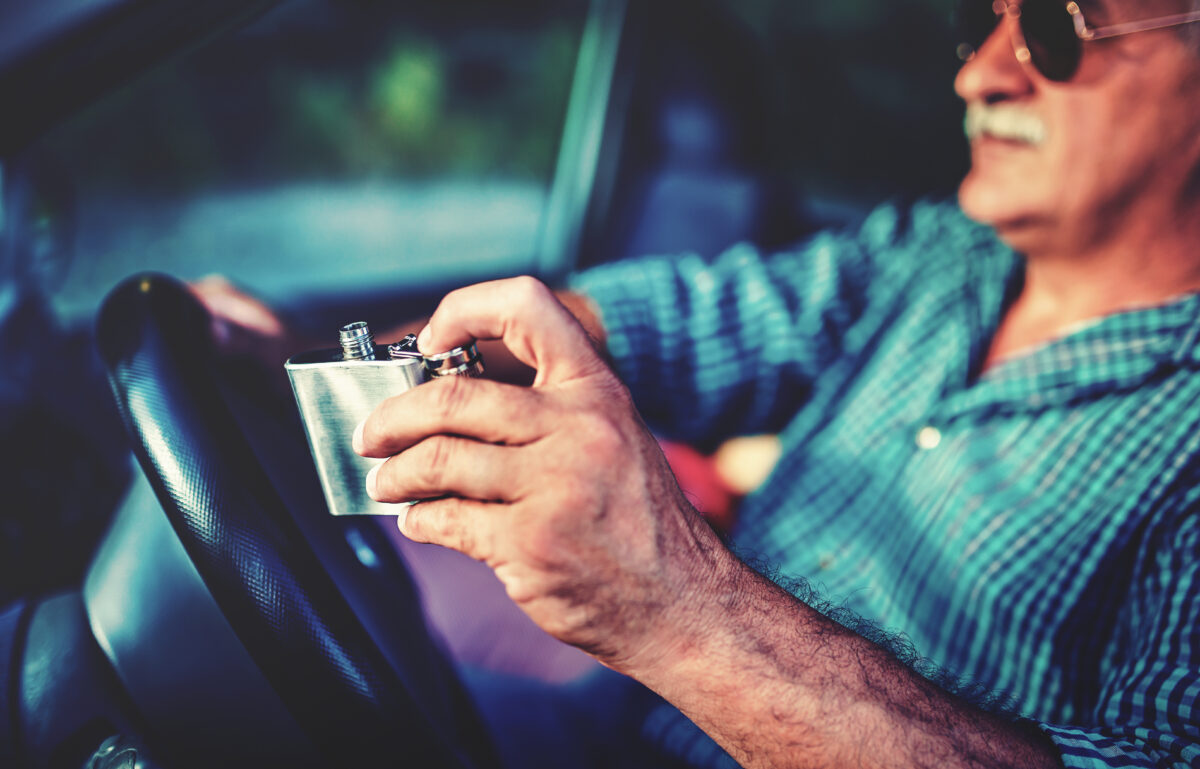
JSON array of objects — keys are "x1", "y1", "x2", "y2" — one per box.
[
  {"x1": 401, "y1": 502, "x2": 429, "y2": 542},
  {"x1": 594, "y1": 375, "x2": 636, "y2": 411},
  {"x1": 509, "y1": 275, "x2": 551, "y2": 305},
  {"x1": 439, "y1": 282, "x2": 480, "y2": 315},
  {"x1": 449, "y1": 506, "x2": 478, "y2": 557},
  {"x1": 428, "y1": 375, "x2": 472, "y2": 420},
  {"x1": 404, "y1": 499, "x2": 445, "y2": 542},
  {"x1": 574, "y1": 410, "x2": 626, "y2": 456},
  {"x1": 408, "y1": 498, "x2": 487, "y2": 561},
  {"x1": 523, "y1": 528, "x2": 571, "y2": 571},
  {"x1": 415, "y1": 436, "x2": 456, "y2": 491},
  {"x1": 553, "y1": 485, "x2": 592, "y2": 517}
]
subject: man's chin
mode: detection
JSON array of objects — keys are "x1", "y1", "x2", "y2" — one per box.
[
  {"x1": 958, "y1": 175, "x2": 1012, "y2": 224},
  {"x1": 957, "y1": 180, "x2": 1053, "y2": 254}
]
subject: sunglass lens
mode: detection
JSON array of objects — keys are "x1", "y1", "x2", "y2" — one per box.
[{"x1": 1020, "y1": 0, "x2": 1082, "y2": 80}]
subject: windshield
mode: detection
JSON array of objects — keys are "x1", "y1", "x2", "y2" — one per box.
[
  {"x1": 11, "y1": 0, "x2": 965, "y2": 322},
  {"x1": 22, "y1": 0, "x2": 587, "y2": 320}
]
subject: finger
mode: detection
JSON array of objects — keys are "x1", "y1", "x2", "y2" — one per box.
[
  {"x1": 418, "y1": 276, "x2": 608, "y2": 386},
  {"x1": 357, "y1": 375, "x2": 553, "y2": 457},
  {"x1": 189, "y1": 275, "x2": 286, "y2": 336},
  {"x1": 367, "y1": 436, "x2": 523, "y2": 503},
  {"x1": 396, "y1": 496, "x2": 499, "y2": 564}
]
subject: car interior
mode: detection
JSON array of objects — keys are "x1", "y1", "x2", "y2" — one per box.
[{"x1": 0, "y1": 0, "x2": 966, "y2": 766}]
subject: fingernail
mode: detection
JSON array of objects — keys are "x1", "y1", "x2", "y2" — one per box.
[
  {"x1": 416, "y1": 324, "x2": 432, "y2": 352},
  {"x1": 396, "y1": 503, "x2": 410, "y2": 533},
  {"x1": 352, "y1": 420, "x2": 365, "y2": 455},
  {"x1": 365, "y1": 462, "x2": 380, "y2": 500}
]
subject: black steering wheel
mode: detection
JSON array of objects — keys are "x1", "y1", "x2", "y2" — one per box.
[{"x1": 95, "y1": 273, "x2": 498, "y2": 768}]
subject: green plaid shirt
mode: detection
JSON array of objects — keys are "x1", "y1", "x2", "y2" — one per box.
[{"x1": 573, "y1": 201, "x2": 1200, "y2": 768}]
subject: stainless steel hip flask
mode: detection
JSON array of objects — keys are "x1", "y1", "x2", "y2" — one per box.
[{"x1": 285, "y1": 322, "x2": 483, "y2": 515}]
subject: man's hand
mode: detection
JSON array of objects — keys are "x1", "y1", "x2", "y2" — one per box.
[
  {"x1": 189, "y1": 275, "x2": 291, "y2": 360},
  {"x1": 354, "y1": 276, "x2": 729, "y2": 670}
]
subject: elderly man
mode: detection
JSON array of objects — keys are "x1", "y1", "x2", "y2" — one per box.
[{"x1": 346, "y1": 0, "x2": 1200, "y2": 766}]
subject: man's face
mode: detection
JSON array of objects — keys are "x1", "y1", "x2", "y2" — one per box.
[{"x1": 955, "y1": 0, "x2": 1200, "y2": 254}]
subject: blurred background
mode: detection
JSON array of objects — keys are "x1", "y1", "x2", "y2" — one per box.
[{"x1": 0, "y1": 0, "x2": 965, "y2": 605}]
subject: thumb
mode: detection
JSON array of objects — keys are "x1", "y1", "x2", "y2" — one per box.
[{"x1": 419, "y1": 276, "x2": 607, "y2": 386}]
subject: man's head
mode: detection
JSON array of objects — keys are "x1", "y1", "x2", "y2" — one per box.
[{"x1": 954, "y1": 0, "x2": 1200, "y2": 257}]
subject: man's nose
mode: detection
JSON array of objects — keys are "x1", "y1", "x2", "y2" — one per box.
[{"x1": 954, "y1": 12, "x2": 1035, "y2": 103}]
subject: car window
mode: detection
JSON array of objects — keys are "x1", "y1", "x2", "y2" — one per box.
[
  {"x1": 23, "y1": 0, "x2": 588, "y2": 320},
  {"x1": 15, "y1": 0, "x2": 962, "y2": 322}
]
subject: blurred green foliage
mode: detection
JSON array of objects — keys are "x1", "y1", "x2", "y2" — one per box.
[
  {"x1": 36, "y1": 0, "x2": 585, "y2": 195},
  {"x1": 372, "y1": 45, "x2": 445, "y2": 149}
]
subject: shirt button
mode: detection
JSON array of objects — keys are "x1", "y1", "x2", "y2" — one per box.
[{"x1": 915, "y1": 425, "x2": 942, "y2": 450}]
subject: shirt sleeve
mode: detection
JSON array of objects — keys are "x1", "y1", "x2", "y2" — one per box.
[
  {"x1": 1035, "y1": 507, "x2": 1200, "y2": 768},
  {"x1": 568, "y1": 206, "x2": 915, "y2": 446},
  {"x1": 568, "y1": 200, "x2": 991, "y2": 445}
]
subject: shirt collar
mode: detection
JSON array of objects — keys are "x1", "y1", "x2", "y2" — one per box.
[{"x1": 947, "y1": 267, "x2": 1200, "y2": 417}]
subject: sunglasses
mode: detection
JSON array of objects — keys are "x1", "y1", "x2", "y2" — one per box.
[{"x1": 957, "y1": 0, "x2": 1200, "y2": 81}]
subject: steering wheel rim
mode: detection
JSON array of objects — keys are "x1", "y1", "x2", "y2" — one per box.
[{"x1": 95, "y1": 273, "x2": 496, "y2": 768}]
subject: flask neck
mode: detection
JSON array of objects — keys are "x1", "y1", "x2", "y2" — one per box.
[{"x1": 338, "y1": 322, "x2": 375, "y2": 360}]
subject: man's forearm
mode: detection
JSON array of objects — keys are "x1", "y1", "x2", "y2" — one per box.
[{"x1": 623, "y1": 550, "x2": 1061, "y2": 769}]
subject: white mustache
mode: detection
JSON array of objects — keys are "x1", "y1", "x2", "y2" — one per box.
[{"x1": 963, "y1": 104, "x2": 1047, "y2": 145}]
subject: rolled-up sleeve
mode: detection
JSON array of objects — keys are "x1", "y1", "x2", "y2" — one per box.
[{"x1": 569, "y1": 228, "x2": 882, "y2": 446}]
